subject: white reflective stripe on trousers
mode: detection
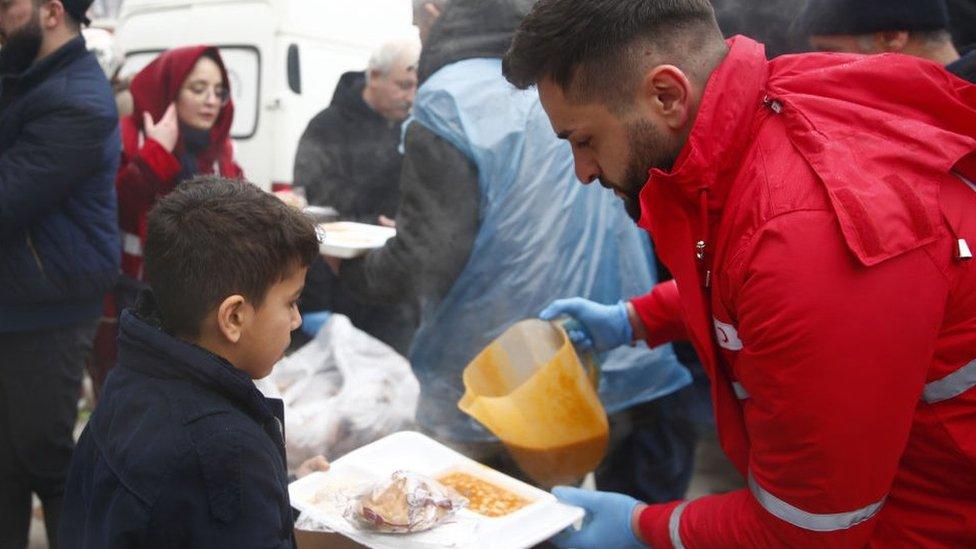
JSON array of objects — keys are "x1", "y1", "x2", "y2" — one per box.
[
  {"x1": 669, "y1": 501, "x2": 690, "y2": 549},
  {"x1": 748, "y1": 473, "x2": 885, "y2": 532},
  {"x1": 924, "y1": 359, "x2": 976, "y2": 404},
  {"x1": 732, "y1": 381, "x2": 750, "y2": 400}
]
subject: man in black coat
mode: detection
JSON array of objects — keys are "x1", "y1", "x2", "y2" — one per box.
[
  {"x1": 0, "y1": 0, "x2": 120, "y2": 546},
  {"x1": 294, "y1": 38, "x2": 420, "y2": 355}
]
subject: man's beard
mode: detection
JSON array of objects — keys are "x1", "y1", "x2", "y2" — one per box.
[
  {"x1": 602, "y1": 119, "x2": 679, "y2": 222},
  {"x1": 0, "y1": 11, "x2": 43, "y2": 75}
]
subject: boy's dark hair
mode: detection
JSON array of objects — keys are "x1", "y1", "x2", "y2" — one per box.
[
  {"x1": 503, "y1": 0, "x2": 724, "y2": 108},
  {"x1": 145, "y1": 177, "x2": 319, "y2": 338}
]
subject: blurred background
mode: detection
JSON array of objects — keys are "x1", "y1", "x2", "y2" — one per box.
[{"x1": 78, "y1": 0, "x2": 976, "y2": 192}]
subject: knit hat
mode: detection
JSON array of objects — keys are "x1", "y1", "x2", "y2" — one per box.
[
  {"x1": 62, "y1": 0, "x2": 94, "y2": 26},
  {"x1": 798, "y1": 0, "x2": 950, "y2": 36}
]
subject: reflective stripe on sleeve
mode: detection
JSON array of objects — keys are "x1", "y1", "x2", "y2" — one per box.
[
  {"x1": 669, "y1": 501, "x2": 690, "y2": 549},
  {"x1": 923, "y1": 359, "x2": 976, "y2": 404},
  {"x1": 958, "y1": 173, "x2": 976, "y2": 193},
  {"x1": 748, "y1": 473, "x2": 884, "y2": 532},
  {"x1": 732, "y1": 382, "x2": 750, "y2": 400}
]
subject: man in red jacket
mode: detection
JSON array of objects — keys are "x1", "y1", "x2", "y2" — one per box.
[{"x1": 505, "y1": 0, "x2": 976, "y2": 546}]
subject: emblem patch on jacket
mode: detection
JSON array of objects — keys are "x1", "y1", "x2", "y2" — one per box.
[{"x1": 714, "y1": 318, "x2": 743, "y2": 351}]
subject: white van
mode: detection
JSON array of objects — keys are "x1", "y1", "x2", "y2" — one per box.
[{"x1": 115, "y1": 0, "x2": 415, "y2": 191}]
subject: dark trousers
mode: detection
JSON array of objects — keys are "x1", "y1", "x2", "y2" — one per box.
[{"x1": 0, "y1": 320, "x2": 97, "y2": 549}]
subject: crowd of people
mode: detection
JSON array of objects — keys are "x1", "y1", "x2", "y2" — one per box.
[{"x1": 1, "y1": 0, "x2": 974, "y2": 547}]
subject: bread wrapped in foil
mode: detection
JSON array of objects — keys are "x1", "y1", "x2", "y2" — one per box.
[{"x1": 347, "y1": 471, "x2": 468, "y2": 533}]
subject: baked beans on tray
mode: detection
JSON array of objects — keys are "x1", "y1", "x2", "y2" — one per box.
[{"x1": 437, "y1": 472, "x2": 532, "y2": 518}]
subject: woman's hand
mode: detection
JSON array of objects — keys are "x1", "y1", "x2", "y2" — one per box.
[{"x1": 143, "y1": 103, "x2": 179, "y2": 153}]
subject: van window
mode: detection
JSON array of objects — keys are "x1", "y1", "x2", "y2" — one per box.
[
  {"x1": 119, "y1": 46, "x2": 261, "y2": 140},
  {"x1": 287, "y1": 44, "x2": 302, "y2": 94}
]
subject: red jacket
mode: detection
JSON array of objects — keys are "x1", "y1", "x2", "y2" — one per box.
[
  {"x1": 632, "y1": 37, "x2": 976, "y2": 547},
  {"x1": 116, "y1": 46, "x2": 242, "y2": 280}
]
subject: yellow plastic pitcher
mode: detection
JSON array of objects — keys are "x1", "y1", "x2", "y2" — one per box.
[{"x1": 458, "y1": 319, "x2": 609, "y2": 487}]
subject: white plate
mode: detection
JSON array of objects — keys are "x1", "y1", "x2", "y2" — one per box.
[
  {"x1": 289, "y1": 431, "x2": 584, "y2": 549},
  {"x1": 318, "y1": 222, "x2": 396, "y2": 259}
]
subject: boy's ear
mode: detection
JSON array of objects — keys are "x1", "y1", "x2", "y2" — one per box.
[{"x1": 216, "y1": 295, "x2": 250, "y2": 344}]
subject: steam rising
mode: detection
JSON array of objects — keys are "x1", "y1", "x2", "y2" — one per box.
[{"x1": 711, "y1": 0, "x2": 809, "y2": 57}]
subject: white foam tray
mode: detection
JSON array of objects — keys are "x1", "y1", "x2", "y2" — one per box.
[
  {"x1": 318, "y1": 222, "x2": 396, "y2": 259},
  {"x1": 289, "y1": 431, "x2": 584, "y2": 549}
]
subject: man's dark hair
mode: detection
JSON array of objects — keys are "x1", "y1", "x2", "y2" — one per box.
[
  {"x1": 145, "y1": 177, "x2": 320, "y2": 338},
  {"x1": 503, "y1": 0, "x2": 725, "y2": 107}
]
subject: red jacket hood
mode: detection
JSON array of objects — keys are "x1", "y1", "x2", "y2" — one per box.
[
  {"x1": 641, "y1": 36, "x2": 976, "y2": 266},
  {"x1": 127, "y1": 45, "x2": 235, "y2": 154}
]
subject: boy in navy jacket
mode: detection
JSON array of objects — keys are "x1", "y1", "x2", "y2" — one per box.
[{"x1": 60, "y1": 177, "x2": 325, "y2": 548}]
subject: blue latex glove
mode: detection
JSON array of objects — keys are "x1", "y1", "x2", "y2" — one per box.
[
  {"x1": 539, "y1": 298, "x2": 632, "y2": 352},
  {"x1": 300, "y1": 310, "x2": 332, "y2": 338},
  {"x1": 550, "y1": 487, "x2": 646, "y2": 549}
]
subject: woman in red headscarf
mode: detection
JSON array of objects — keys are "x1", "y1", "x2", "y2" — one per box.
[
  {"x1": 88, "y1": 46, "x2": 243, "y2": 395},
  {"x1": 117, "y1": 45, "x2": 243, "y2": 280}
]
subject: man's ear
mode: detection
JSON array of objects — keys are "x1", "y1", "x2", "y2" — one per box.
[
  {"x1": 40, "y1": 0, "x2": 66, "y2": 30},
  {"x1": 637, "y1": 65, "x2": 693, "y2": 131},
  {"x1": 424, "y1": 3, "x2": 442, "y2": 20},
  {"x1": 216, "y1": 295, "x2": 250, "y2": 344},
  {"x1": 876, "y1": 31, "x2": 910, "y2": 53}
]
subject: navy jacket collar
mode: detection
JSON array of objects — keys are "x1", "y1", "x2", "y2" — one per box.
[
  {"x1": 117, "y1": 292, "x2": 279, "y2": 426},
  {"x1": 1, "y1": 34, "x2": 88, "y2": 95}
]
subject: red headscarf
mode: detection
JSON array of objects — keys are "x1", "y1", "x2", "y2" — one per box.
[{"x1": 125, "y1": 45, "x2": 236, "y2": 167}]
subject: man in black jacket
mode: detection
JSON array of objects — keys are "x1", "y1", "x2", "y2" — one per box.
[
  {"x1": 799, "y1": 0, "x2": 976, "y2": 82},
  {"x1": 294, "y1": 37, "x2": 420, "y2": 355},
  {"x1": 294, "y1": 37, "x2": 420, "y2": 221},
  {"x1": 0, "y1": 0, "x2": 120, "y2": 546}
]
